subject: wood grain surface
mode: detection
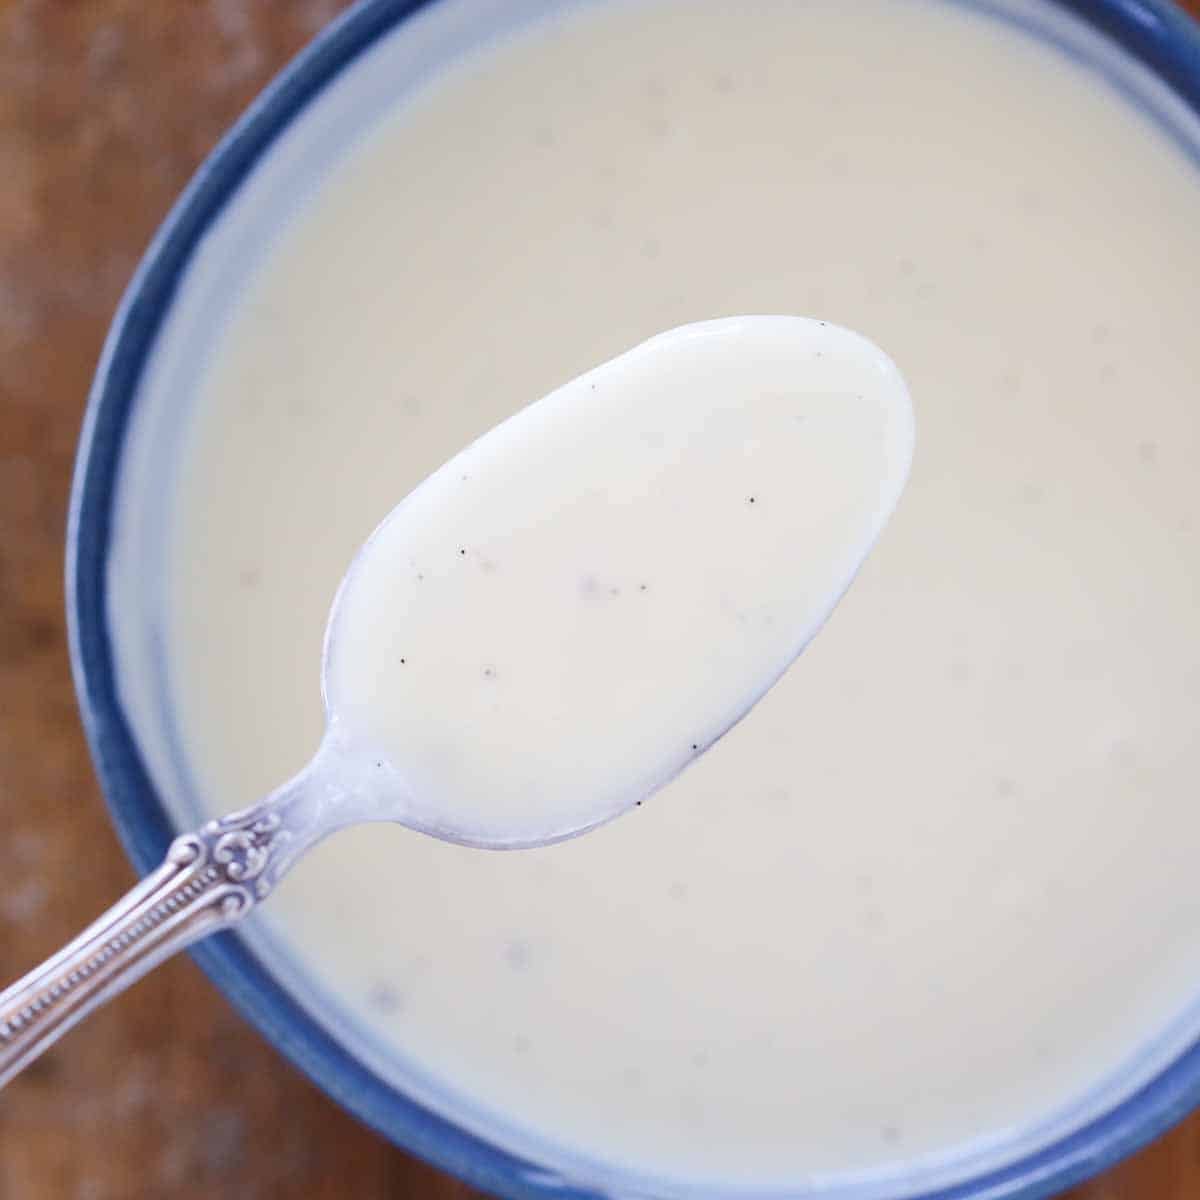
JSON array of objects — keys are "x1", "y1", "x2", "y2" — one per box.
[{"x1": 1, "y1": 3, "x2": 1199, "y2": 1198}]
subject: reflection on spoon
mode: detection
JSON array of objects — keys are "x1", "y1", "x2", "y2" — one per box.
[{"x1": 0, "y1": 316, "x2": 914, "y2": 1084}]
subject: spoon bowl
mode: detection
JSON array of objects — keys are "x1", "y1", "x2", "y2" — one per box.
[{"x1": 322, "y1": 315, "x2": 914, "y2": 847}]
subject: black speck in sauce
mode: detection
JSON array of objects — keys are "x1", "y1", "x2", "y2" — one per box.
[
  {"x1": 748, "y1": 496, "x2": 756, "y2": 505},
  {"x1": 368, "y1": 982, "x2": 403, "y2": 1015},
  {"x1": 504, "y1": 940, "x2": 533, "y2": 970},
  {"x1": 691, "y1": 743, "x2": 699, "y2": 752},
  {"x1": 639, "y1": 583, "x2": 648, "y2": 592},
  {"x1": 458, "y1": 548, "x2": 467, "y2": 556}
]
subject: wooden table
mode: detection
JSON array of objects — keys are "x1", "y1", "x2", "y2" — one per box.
[{"x1": 1, "y1": 3, "x2": 1198, "y2": 1197}]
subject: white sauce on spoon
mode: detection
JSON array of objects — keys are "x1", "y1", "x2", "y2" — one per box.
[{"x1": 325, "y1": 316, "x2": 912, "y2": 846}]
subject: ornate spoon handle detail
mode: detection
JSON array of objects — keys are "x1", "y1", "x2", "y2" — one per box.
[{"x1": 0, "y1": 798, "x2": 302, "y2": 1089}]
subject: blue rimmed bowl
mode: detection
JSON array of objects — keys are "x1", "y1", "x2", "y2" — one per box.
[{"x1": 67, "y1": 1, "x2": 1200, "y2": 1197}]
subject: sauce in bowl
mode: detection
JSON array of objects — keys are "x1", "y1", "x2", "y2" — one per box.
[{"x1": 109, "y1": 0, "x2": 1200, "y2": 1193}]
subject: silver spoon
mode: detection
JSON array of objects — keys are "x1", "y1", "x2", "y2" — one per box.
[{"x1": 0, "y1": 317, "x2": 913, "y2": 1086}]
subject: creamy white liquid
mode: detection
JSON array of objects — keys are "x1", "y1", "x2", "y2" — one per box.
[
  {"x1": 326, "y1": 318, "x2": 912, "y2": 845},
  {"x1": 142, "y1": 0, "x2": 1200, "y2": 1191}
]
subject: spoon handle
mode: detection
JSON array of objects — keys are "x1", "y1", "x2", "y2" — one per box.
[{"x1": 0, "y1": 799, "x2": 297, "y2": 1089}]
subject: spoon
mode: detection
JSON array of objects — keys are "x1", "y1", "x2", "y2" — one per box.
[{"x1": 0, "y1": 315, "x2": 913, "y2": 1086}]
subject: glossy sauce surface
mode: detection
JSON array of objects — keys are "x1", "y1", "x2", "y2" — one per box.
[{"x1": 325, "y1": 317, "x2": 912, "y2": 846}]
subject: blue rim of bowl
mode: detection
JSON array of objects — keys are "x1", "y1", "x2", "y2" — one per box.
[{"x1": 66, "y1": 1, "x2": 1200, "y2": 1197}]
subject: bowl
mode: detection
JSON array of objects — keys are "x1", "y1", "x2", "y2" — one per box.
[{"x1": 68, "y1": 1, "x2": 1200, "y2": 1196}]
